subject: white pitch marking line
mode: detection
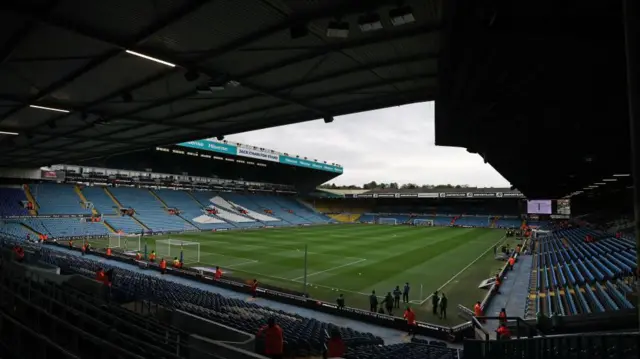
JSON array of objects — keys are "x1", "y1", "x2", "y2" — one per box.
[
  {"x1": 230, "y1": 268, "x2": 378, "y2": 298},
  {"x1": 292, "y1": 258, "x2": 367, "y2": 281},
  {"x1": 410, "y1": 235, "x2": 508, "y2": 305},
  {"x1": 226, "y1": 260, "x2": 259, "y2": 268}
]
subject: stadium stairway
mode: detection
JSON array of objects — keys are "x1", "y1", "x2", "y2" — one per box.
[
  {"x1": 22, "y1": 184, "x2": 39, "y2": 215},
  {"x1": 104, "y1": 187, "x2": 124, "y2": 209},
  {"x1": 44, "y1": 245, "x2": 412, "y2": 347},
  {"x1": 149, "y1": 189, "x2": 170, "y2": 208},
  {"x1": 485, "y1": 254, "x2": 534, "y2": 329},
  {"x1": 74, "y1": 184, "x2": 98, "y2": 215}
]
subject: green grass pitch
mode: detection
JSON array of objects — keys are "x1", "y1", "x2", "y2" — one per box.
[{"x1": 104, "y1": 225, "x2": 515, "y2": 324}]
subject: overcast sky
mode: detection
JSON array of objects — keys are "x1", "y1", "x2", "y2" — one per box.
[{"x1": 226, "y1": 102, "x2": 510, "y2": 187}]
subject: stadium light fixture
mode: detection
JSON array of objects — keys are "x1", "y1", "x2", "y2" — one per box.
[
  {"x1": 389, "y1": 6, "x2": 415, "y2": 27},
  {"x1": 602, "y1": 178, "x2": 617, "y2": 182},
  {"x1": 358, "y1": 14, "x2": 383, "y2": 32},
  {"x1": 326, "y1": 21, "x2": 350, "y2": 38},
  {"x1": 612, "y1": 173, "x2": 630, "y2": 177},
  {"x1": 0, "y1": 130, "x2": 19, "y2": 135},
  {"x1": 29, "y1": 104, "x2": 70, "y2": 113},
  {"x1": 125, "y1": 50, "x2": 176, "y2": 67}
]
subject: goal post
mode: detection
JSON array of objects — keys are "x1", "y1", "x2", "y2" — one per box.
[
  {"x1": 156, "y1": 239, "x2": 201, "y2": 265},
  {"x1": 414, "y1": 219, "x2": 434, "y2": 226},
  {"x1": 378, "y1": 218, "x2": 398, "y2": 225},
  {"x1": 107, "y1": 233, "x2": 141, "y2": 252}
]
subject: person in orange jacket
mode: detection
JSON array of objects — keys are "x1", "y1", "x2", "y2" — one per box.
[
  {"x1": 474, "y1": 301, "x2": 485, "y2": 323},
  {"x1": 403, "y1": 306, "x2": 416, "y2": 337},
  {"x1": 96, "y1": 268, "x2": 106, "y2": 283},
  {"x1": 498, "y1": 308, "x2": 507, "y2": 324},
  {"x1": 257, "y1": 317, "x2": 283, "y2": 359},
  {"x1": 215, "y1": 266, "x2": 222, "y2": 280},
  {"x1": 135, "y1": 252, "x2": 142, "y2": 260},
  {"x1": 251, "y1": 279, "x2": 258, "y2": 298},
  {"x1": 508, "y1": 256, "x2": 515, "y2": 270},
  {"x1": 149, "y1": 250, "x2": 156, "y2": 263},
  {"x1": 68, "y1": 239, "x2": 73, "y2": 249},
  {"x1": 325, "y1": 329, "x2": 346, "y2": 358},
  {"x1": 494, "y1": 275, "x2": 501, "y2": 294},
  {"x1": 496, "y1": 323, "x2": 511, "y2": 340},
  {"x1": 106, "y1": 247, "x2": 112, "y2": 257},
  {"x1": 13, "y1": 245, "x2": 25, "y2": 263},
  {"x1": 160, "y1": 258, "x2": 167, "y2": 274}
]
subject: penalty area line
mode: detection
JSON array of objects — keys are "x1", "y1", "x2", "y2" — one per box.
[
  {"x1": 410, "y1": 235, "x2": 508, "y2": 305},
  {"x1": 292, "y1": 258, "x2": 367, "y2": 281}
]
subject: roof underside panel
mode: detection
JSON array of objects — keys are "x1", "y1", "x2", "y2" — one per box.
[{"x1": 0, "y1": 0, "x2": 437, "y2": 168}]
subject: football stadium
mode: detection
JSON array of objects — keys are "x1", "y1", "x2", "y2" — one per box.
[{"x1": 0, "y1": 1, "x2": 639, "y2": 359}]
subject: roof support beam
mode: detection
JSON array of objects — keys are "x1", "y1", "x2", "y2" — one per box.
[{"x1": 0, "y1": 0, "x2": 212, "y2": 124}]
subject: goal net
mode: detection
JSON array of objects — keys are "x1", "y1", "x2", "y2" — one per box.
[
  {"x1": 156, "y1": 239, "x2": 200, "y2": 265},
  {"x1": 108, "y1": 233, "x2": 141, "y2": 252},
  {"x1": 414, "y1": 219, "x2": 434, "y2": 226},
  {"x1": 378, "y1": 218, "x2": 398, "y2": 225}
]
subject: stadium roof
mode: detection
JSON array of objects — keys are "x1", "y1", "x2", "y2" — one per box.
[
  {"x1": 436, "y1": 0, "x2": 634, "y2": 200},
  {"x1": 0, "y1": 0, "x2": 438, "y2": 168}
]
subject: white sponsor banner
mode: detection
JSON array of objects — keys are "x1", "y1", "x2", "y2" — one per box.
[
  {"x1": 236, "y1": 147, "x2": 279, "y2": 162},
  {"x1": 418, "y1": 193, "x2": 439, "y2": 198}
]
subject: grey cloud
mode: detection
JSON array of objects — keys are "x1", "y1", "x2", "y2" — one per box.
[{"x1": 226, "y1": 102, "x2": 510, "y2": 188}]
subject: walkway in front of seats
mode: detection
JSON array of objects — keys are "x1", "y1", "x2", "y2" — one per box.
[
  {"x1": 483, "y1": 254, "x2": 534, "y2": 334},
  {"x1": 46, "y1": 245, "x2": 455, "y2": 346}
]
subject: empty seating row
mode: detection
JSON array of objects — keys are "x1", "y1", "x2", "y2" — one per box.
[
  {"x1": 39, "y1": 249, "x2": 386, "y2": 357},
  {"x1": 31, "y1": 184, "x2": 91, "y2": 215},
  {"x1": 153, "y1": 189, "x2": 234, "y2": 230},
  {"x1": 109, "y1": 187, "x2": 197, "y2": 232},
  {"x1": 0, "y1": 187, "x2": 28, "y2": 216}
]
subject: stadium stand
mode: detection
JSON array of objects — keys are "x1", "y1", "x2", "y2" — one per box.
[
  {"x1": 22, "y1": 218, "x2": 109, "y2": 239},
  {"x1": 30, "y1": 183, "x2": 92, "y2": 215},
  {"x1": 528, "y1": 228, "x2": 637, "y2": 317},
  {"x1": 190, "y1": 191, "x2": 263, "y2": 228},
  {"x1": 153, "y1": 189, "x2": 234, "y2": 230},
  {"x1": 109, "y1": 187, "x2": 198, "y2": 232},
  {"x1": 0, "y1": 187, "x2": 29, "y2": 217},
  {"x1": 28, "y1": 243, "x2": 388, "y2": 358},
  {"x1": 80, "y1": 186, "x2": 120, "y2": 215}
]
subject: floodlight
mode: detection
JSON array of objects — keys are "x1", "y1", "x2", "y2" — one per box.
[
  {"x1": 125, "y1": 50, "x2": 176, "y2": 67},
  {"x1": 326, "y1": 21, "x2": 349, "y2": 38},
  {"x1": 389, "y1": 6, "x2": 415, "y2": 26},
  {"x1": 358, "y1": 14, "x2": 383, "y2": 32},
  {"x1": 29, "y1": 105, "x2": 70, "y2": 113}
]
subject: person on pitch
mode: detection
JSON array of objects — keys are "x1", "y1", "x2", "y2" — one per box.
[
  {"x1": 403, "y1": 282, "x2": 410, "y2": 303},
  {"x1": 369, "y1": 290, "x2": 378, "y2": 312},
  {"x1": 393, "y1": 285, "x2": 401, "y2": 308}
]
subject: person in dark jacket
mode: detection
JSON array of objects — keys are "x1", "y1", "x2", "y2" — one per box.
[
  {"x1": 369, "y1": 290, "x2": 378, "y2": 312},
  {"x1": 439, "y1": 293, "x2": 448, "y2": 319},
  {"x1": 384, "y1": 292, "x2": 394, "y2": 315},
  {"x1": 432, "y1": 291, "x2": 439, "y2": 315},
  {"x1": 336, "y1": 294, "x2": 345, "y2": 309},
  {"x1": 393, "y1": 286, "x2": 402, "y2": 308},
  {"x1": 403, "y1": 282, "x2": 410, "y2": 303}
]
